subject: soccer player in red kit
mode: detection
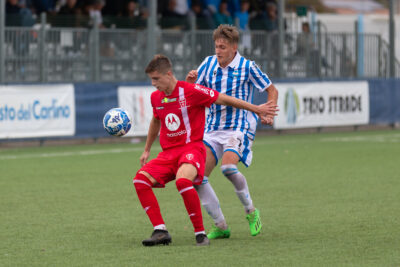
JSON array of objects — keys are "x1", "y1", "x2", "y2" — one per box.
[{"x1": 133, "y1": 54, "x2": 278, "y2": 246}]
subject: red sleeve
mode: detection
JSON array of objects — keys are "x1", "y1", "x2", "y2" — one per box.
[
  {"x1": 150, "y1": 92, "x2": 160, "y2": 120},
  {"x1": 189, "y1": 83, "x2": 219, "y2": 107}
]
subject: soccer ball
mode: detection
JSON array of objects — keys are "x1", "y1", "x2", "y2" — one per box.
[{"x1": 103, "y1": 108, "x2": 132, "y2": 136}]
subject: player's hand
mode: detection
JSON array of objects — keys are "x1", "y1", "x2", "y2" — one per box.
[
  {"x1": 185, "y1": 70, "x2": 198, "y2": 84},
  {"x1": 258, "y1": 100, "x2": 279, "y2": 118},
  {"x1": 140, "y1": 150, "x2": 150, "y2": 166},
  {"x1": 260, "y1": 115, "x2": 274, "y2": 125},
  {"x1": 259, "y1": 100, "x2": 278, "y2": 125}
]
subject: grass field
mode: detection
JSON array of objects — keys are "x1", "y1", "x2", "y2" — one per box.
[{"x1": 1, "y1": 130, "x2": 400, "y2": 266}]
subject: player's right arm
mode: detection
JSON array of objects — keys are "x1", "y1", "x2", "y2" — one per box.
[
  {"x1": 140, "y1": 115, "x2": 161, "y2": 166},
  {"x1": 215, "y1": 93, "x2": 279, "y2": 123},
  {"x1": 186, "y1": 56, "x2": 209, "y2": 84},
  {"x1": 190, "y1": 82, "x2": 278, "y2": 121},
  {"x1": 185, "y1": 70, "x2": 198, "y2": 84}
]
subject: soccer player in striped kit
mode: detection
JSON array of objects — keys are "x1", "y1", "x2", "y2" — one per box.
[
  {"x1": 133, "y1": 54, "x2": 278, "y2": 246},
  {"x1": 186, "y1": 24, "x2": 279, "y2": 239}
]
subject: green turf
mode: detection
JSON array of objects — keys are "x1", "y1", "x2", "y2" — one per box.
[{"x1": 1, "y1": 130, "x2": 400, "y2": 266}]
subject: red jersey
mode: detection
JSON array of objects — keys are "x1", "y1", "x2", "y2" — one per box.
[{"x1": 151, "y1": 81, "x2": 219, "y2": 150}]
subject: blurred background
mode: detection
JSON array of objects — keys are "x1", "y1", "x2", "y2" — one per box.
[
  {"x1": 0, "y1": 0, "x2": 399, "y2": 142},
  {"x1": 0, "y1": 0, "x2": 399, "y2": 83}
]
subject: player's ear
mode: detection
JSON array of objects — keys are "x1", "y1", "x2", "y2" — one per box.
[{"x1": 233, "y1": 43, "x2": 238, "y2": 51}]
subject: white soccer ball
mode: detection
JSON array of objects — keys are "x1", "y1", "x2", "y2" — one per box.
[{"x1": 103, "y1": 108, "x2": 132, "y2": 136}]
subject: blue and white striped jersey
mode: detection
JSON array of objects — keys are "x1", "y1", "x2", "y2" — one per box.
[{"x1": 196, "y1": 52, "x2": 272, "y2": 137}]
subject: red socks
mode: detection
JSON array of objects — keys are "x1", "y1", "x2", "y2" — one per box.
[
  {"x1": 176, "y1": 178, "x2": 205, "y2": 233},
  {"x1": 133, "y1": 174, "x2": 204, "y2": 234},
  {"x1": 133, "y1": 173, "x2": 165, "y2": 228}
]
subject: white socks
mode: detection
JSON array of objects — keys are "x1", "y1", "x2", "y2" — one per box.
[
  {"x1": 154, "y1": 224, "x2": 167, "y2": 230},
  {"x1": 194, "y1": 177, "x2": 227, "y2": 228},
  {"x1": 195, "y1": 165, "x2": 255, "y2": 230},
  {"x1": 221, "y1": 164, "x2": 254, "y2": 213}
]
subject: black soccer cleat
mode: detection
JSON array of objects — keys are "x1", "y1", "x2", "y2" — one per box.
[
  {"x1": 195, "y1": 233, "x2": 210, "y2": 246},
  {"x1": 142, "y1": 230, "x2": 172, "y2": 246}
]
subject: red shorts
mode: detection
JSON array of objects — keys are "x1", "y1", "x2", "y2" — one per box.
[{"x1": 139, "y1": 141, "x2": 206, "y2": 188}]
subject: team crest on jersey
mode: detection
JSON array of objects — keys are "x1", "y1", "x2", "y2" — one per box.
[
  {"x1": 179, "y1": 99, "x2": 187, "y2": 108},
  {"x1": 213, "y1": 70, "x2": 217, "y2": 76},
  {"x1": 162, "y1": 97, "x2": 177, "y2": 103},
  {"x1": 165, "y1": 113, "x2": 180, "y2": 131},
  {"x1": 232, "y1": 69, "x2": 239, "y2": 77},
  {"x1": 186, "y1": 154, "x2": 194, "y2": 160}
]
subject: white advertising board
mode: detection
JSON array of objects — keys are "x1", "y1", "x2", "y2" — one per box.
[
  {"x1": 0, "y1": 84, "x2": 75, "y2": 139},
  {"x1": 118, "y1": 86, "x2": 154, "y2": 136},
  {"x1": 274, "y1": 81, "x2": 370, "y2": 129}
]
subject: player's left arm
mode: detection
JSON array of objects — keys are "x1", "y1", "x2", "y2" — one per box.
[
  {"x1": 215, "y1": 93, "x2": 278, "y2": 124},
  {"x1": 263, "y1": 84, "x2": 279, "y2": 125},
  {"x1": 248, "y1": 61, "x2": 279, "y2": 125}
]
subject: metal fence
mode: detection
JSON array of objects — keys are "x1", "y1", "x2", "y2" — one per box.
[{"x1": 1, "y1": 22, "x2": 399, "y2": 83}]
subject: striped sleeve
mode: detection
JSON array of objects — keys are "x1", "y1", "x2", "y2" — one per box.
[
  {"x1": 248, "y1": 61, "x2": 272, "y2": 92},
  {"x1": 196, "y1": 56, "x2": 211, "y2": 86}
]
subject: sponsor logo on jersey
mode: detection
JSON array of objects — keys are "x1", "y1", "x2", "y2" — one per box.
[
  {"x1": 186, "y1": 154, "x2": 194, "y2": 160},
  {"x1": 166, "y1": 129, "x2": 187, "y2": 137},
  {"x1": 156, "y1": 106, "x2": 164, "y2": 110},
  {"x1": 195, "y1": 162, "x2": 200, "y2": 168},
  {"x1": 162, "y1": 97, "x2": 177, "y2": 103},
  {"x1": 194, "y1": 84, "x2": 214, "y2": 97},
  {"x1": 165, "y1": 113, "x2": 180, "y2": 131}
]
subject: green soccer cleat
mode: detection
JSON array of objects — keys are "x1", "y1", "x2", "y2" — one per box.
[
  {"x1": 246, "y1": 208, "x2": 262, "y2": 236},
  {"x1": 207, "y1": 225, "x2": 231, "y2": 239}
]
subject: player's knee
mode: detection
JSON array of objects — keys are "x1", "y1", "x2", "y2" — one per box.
[
  {"x1": 193, "y1": 177, "x2": 208, "y2": 195},
  {"x1": 133, "y1": 173, "x2": 153, "y2": 190},
  {"x1": 176, "y1": 178, "x2": 194, "y2": 193},
  {"x1": 221, "y1": 164, "x2": 239, "y2": 178}
]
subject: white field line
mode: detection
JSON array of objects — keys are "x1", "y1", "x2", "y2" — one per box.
[
  {"x1": 253, "y1": 133, "x2": 400, "y2": 146},
  {"x1": 320, "y1": 133, "x2": 400, "y2": 143},
  {"x1": 1, "y1": 133, "x2": 399, "y2": 160},
  {"x1": 0, "y1": 147, "x2": 160, "y2": 160}
]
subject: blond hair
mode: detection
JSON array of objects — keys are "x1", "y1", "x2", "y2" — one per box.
[{"x1": 213, "y1": 24, "x2": 239, "y2": 44}]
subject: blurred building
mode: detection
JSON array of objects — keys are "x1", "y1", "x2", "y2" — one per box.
[
  {"x1": 315, "y1": 13, "x2": 400, "y2": 60},
  {"x1": 321, "y1": 0, "x2": 387, "y2": 14}
]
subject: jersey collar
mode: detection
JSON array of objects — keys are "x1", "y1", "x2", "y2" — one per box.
[
  {"x1": 161, "y1": 81, "x2": 181, "y2": 97},
  {"x1": 227, "y1": 51, "x2": 241, "y2": 69},
  {"x1": 216, "y1": 51, "x2": 241, "y2": 70}
]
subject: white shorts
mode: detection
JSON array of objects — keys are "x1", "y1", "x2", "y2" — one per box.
[{"x1": 203, "y1": 130, "x2": 254, "y2": 167}]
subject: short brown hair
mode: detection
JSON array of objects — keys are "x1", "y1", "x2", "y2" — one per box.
[
  {"x1": 145, "y1": 54, "x2": 172, "y2": 74},
  {"x1": 213, "y1": 24, "x2": 239, "y2": 44}
]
